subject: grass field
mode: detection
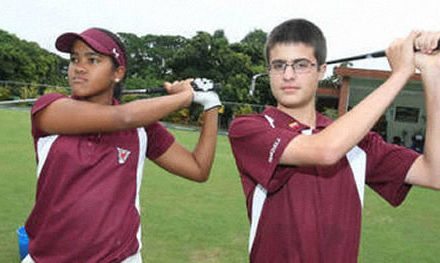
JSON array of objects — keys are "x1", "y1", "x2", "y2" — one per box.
[{"x1": 1, "y1": 108, "x2": 440, "y2": 262}]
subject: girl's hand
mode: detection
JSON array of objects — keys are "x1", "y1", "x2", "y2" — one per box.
[{"x1": 164, "y1": 79, "x2": 194, "y2": 107}]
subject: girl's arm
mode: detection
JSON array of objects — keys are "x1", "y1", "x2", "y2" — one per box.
[
  {"x1": 153, "y1": 108, "x2": 219, "y2": 182},
  {"x1": 35, "y1": 80, "x2": 193, "y2": 134}
]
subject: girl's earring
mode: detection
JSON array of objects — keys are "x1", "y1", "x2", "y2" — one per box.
[{"x1": 115, "y1": 78, "x2": 120, "y2": 83}]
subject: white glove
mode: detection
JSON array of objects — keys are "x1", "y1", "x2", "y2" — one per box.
[
  {"x1": 191, "y1": 78, "x2": 222, "y2": 111},
  {"x1": 193, "y1": 90, "x2": 221, "y2": 111}
]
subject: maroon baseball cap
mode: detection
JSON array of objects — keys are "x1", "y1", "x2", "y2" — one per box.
[{"x1": 55, "y1": 28, "x2": 126, "y2": 68}]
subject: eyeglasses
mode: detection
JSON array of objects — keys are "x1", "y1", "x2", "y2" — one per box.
[{"x1": 269, "y1": 59, "x2": 317, "y2": 75}]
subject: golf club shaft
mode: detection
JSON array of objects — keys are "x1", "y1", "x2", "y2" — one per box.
[
  {"x1": 0, "y1": 98, "x2": 37, "y2": 105},
  {"x1": 326, "y1": 50, "x2": 385, "y2": 64},
  {"x1": 0, "y1": 88, "x2": 167, "y2": 104},
  {"x1": 0, "y1": 89, "x2": 164, "y2": 104},
  {"x1": 326, "y1": 39, "x2": 440, "y2": 65}
]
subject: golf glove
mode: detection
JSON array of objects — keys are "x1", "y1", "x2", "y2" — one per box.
[
  {"x1": 193, "y1": 90, "x2": 221, "y2": 111},
  {"x1": 191, "y1": 78, "x2": 222, "y2": 111}
]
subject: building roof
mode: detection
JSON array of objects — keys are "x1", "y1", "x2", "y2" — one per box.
[{"x1": 334, "y1": 67, "x2": 422, "y2": 82}]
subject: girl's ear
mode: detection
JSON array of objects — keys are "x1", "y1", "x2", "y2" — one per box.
[{"x1": 113, "y1": 66, "x2": 126, "y2": 83}]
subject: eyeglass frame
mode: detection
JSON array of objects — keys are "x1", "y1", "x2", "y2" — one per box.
[{"x1": 268, "y1": 58, "x2": 318, "y2": 75}]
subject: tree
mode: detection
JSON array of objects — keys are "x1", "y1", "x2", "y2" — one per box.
[
  {"x1": 235, "y1": 29, "x2": 267, "y2": 64},
  {"x1": 0, "y1": 29, "x2": 67, "y2": 85},
  {"x1": 118, "y1": 32, "x2": 187, "y2": 88},
  {"x1": 319, "y1": 61, "x2": 353, "y2": 89}
]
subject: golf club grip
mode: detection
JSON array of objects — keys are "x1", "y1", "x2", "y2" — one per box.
[
  {"x1": 122, "y1": 87, "x2": 165, "y2": 95},
  {"x1": 144, "y1": 87, "x2": 165, "y2": 94}
]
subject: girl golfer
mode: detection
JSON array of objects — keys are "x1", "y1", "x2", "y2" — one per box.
[{"x1": 22, "y1": 27, "x2": 221, "y2": 262}]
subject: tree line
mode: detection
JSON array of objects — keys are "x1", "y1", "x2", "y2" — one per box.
[
  {"x1": 0, "y1": 28, "x2": 342, "y2": 127},
  {"x1": 0, "y1": 28, "x2": 277, "y2": 104}
]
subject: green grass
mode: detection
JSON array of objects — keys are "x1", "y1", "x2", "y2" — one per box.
[
  {"x1": 359, "y1": 188, "x2": 440, "y2": 262},
  {"x1": 1, "y1": 108, "x2": 440, "y2": 262}
]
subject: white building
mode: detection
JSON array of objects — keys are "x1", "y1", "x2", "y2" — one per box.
[{"x1": 319, "y1": 67, "x2": 424, "y2": 147}]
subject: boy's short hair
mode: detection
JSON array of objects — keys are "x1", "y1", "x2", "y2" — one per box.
[{"x1": 265, "y1": 18, "x2": 327, "y2": 66}]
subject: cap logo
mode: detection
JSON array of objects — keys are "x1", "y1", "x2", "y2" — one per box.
[
  {"x1": 112, "y1": 48, "x2": 120, "y2": 59},
  {"x1": 116, "y1": 147, "x2": 131, "y2": 164}
]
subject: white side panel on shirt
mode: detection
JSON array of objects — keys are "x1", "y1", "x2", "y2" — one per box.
[
  {"x1": 135, "y1": 127, "x2": 147, "y2": 252},
  {"x1": 248, "y1": 184, "x2": 267, "y2": 253},
  {"x1": 346, "y1": 146, "x2": 367, "y2": 206},
  {"x1": 36, "y1": 135, "x2": 59, "y2": 178}
]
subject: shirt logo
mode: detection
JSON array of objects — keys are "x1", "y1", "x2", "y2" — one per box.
[
  {"x1": 268, "y1": 138, "x2": 281, "y2": 163},
  {"x1": 264, "y1": 114, "x2": 275, "y2": 128},
  {"x1": 289, "y1": 122, "x2": 299, "y2": 129},
  {"x1": 116, "y1": 147, "x2": 131, "y2": 164}
]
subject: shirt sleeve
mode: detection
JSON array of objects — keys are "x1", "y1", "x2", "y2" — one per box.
[
  {"x1": 145, "y1": 122, "x2": 175, "y2": 160},
  {"x1": 228, "y1": 115, "x2": 298, "y2": 189},
  {"x1": 31, "y1": 93, "x2": 67, "y2": 139},
  {"x1": 362, "y1": 132, "x2": 420, "y2": 206}
]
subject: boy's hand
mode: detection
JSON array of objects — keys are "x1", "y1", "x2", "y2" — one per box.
[
  {"x1": 386, "y1": 31, "x2": 420, "y2": 78},
  {"x1": 414, "y1": 31, "x2": 440, "y2": 72}
]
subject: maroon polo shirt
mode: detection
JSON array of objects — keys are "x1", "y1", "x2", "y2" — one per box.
[
  {"x1": 228, "y1": 106, "x2": 419, "y2": 263},
  {"x1": 25, "y1": 93, "x2": 175, "y2": 262}
]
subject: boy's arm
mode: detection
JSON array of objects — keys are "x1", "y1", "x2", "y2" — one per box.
[
  {"x1": 280, "y1": 31, "x2": 419, "y2": 167},
  {"x1": 405, "y1": 32, "x2": 440, "y2": 190}
]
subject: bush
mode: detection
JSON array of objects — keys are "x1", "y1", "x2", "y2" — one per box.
[
  {"x1": 19, "y1": 85, "x2": 39, "y2": 99},
  {"x1": 163, "y1": 108, "x2": 191, "y2": 125},
  {"x1": 233, "y1": 104, "x2": 254, "y2": 117},
  {"x1": 322, "y1": 107, "x2": 338, "y2": 120},
  {"x1": 43, "y1": 86, "x2": 70, "y2": 95},
  {"x1": 0, "y1": 87, "x2": 12, "y2": 100}
]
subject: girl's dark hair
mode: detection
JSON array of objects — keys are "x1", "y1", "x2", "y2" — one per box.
[
  {"x1": 264, "y1": 19, "x2": 327, "y2": 66},
  {"x1": 93, "y1": 28, "x2": 128, "y2": 100}
]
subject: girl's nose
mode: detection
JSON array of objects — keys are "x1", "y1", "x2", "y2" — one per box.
[{"x1": 73, "y1": 62, "x2": 86, "y2": 74}]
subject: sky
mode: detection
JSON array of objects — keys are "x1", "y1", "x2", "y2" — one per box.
[{"x1": 1, "y1": 0, "x2": 440, "y2": 75}]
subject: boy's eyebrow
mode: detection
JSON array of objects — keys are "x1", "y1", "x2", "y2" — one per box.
[
  {"x1": 270, "y1": 58, "x2": 313, "y2": 64},
  {"x1": 270, "y1": 59, "x2": 287, "y2": 64}
]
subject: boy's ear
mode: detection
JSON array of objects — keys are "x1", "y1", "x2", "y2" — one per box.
[{"x1": 318, "y1": 64, "x2": 327, "y2": 80}]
